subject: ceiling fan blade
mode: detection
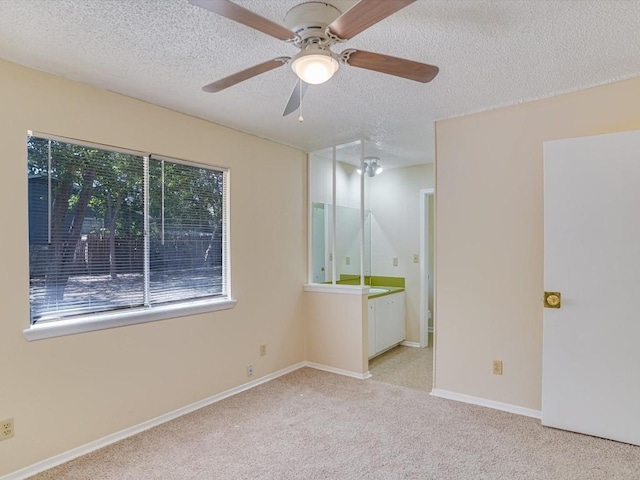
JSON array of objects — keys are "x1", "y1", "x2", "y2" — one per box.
[
  {"x1": 202, "y1": 58, "x2": 290, "y2": 93},
  {"x1": 345, "y1": 50, "x2": 439, "y2": 83},
  {"x1": 327, "y1": 0, "x2": 416, "y2": 40},
  {"x1": 189, "y1": 0, "x2": 297, "y2": 42},
  {"x1": 282, "y1": 80, "x2": 309, "y2": 117}
]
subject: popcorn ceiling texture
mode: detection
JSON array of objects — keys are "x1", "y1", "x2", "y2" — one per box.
[{"x1": 0, "y1": 0, "x2": 639, "y2": 167}]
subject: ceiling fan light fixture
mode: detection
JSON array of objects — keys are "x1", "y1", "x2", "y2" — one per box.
[{"x1": 291, "y1": 49, "x2": 339, "y2": 85}]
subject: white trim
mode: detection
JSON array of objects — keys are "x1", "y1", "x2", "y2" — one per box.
[
  {"x1": 307, "y1": 153, "x2": 313, "y2": 283},
  {"x1": 331, "y1": 146, "x2": 337, "y2": 283},
  {"x1": 400, "y1": 341, "x2": 421, "y2": 348},
  {"x1": 432, "y1": 124, "x2": 439, "y2": 389},
  {"x1": 1, "y1": 360, "x2": 374, "y2": 480},
  {"x1": 23, "y1": 298, "x2": 237, "y2": 341},
  {"x1": 430, "y1": 389, "x2": 542, "y2": 419},
  {"x1": 1, "y1": 362, "x2": 305, "y2": 480},
  {"x1": 304, "y1": 361, "x2": 372, "y2": 380},
  {"x1": 419, "y1": 188, "x2": 435, "y2": 348},
  {"x1": 359, "y1": 139, "x2": 365, "y2": 286},
  {"x1": 303, "y1": 284, "x2": 369, "y2": 295},
  {"x1": 1, "y1": 360, "x2": 371, "y2": 480},
  {"x1": 223, "y1": 168, "x2": 232, "y2": 299}
]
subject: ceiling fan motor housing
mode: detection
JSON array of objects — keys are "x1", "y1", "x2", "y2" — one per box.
[{"x1": 284, "y1": 2, "x2": 342, "y2": 44}]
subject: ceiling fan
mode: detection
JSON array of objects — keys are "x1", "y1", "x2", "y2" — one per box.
[{"x1": 189, "y1": 0, "x2": 439, "y2": 117}]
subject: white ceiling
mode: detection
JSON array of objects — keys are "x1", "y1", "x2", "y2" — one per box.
[{"x1": 1, "y1": 0, "x2": 640, "y2": 168}]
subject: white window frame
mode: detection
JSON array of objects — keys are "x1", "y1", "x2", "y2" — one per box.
[
  {"x1": 304, "y1": 139, "x2": 369, "y2": 295},
  {"x1": 24, "y1": 132, "x2": 235, "y2": 341}
]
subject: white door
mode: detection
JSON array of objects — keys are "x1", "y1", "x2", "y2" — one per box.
[{"x1": 542, "y1": 130, "x2": 640, "y2": 446}]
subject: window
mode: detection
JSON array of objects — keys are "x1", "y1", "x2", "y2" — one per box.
[{"x1": 27, "y1": 134, "x2": 230, "y2": 333}]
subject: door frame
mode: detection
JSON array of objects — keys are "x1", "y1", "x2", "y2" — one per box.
[{"x1": 419, "y1": 188, "x2": 434, "y2": 347}]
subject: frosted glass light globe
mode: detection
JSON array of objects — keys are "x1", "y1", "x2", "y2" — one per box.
[{"x1": 292, "y1": 52, "x2": 339, "y2": 85}]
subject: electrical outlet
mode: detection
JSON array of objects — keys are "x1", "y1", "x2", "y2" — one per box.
[
  {"x1": 492, "y1": 360, "x2": 503, "y2": 375},
  {"x1": 246, "y1": 364, "x2": 254, "y2": 377},
  {"x1": 413, "y1": 254, "x2": 419, "y2": 263},
  {"x1": 259, "y1": 344, "x2": 266, "y2": 356},
  {"x1": 346, "y1": 256, "x2": 351, "y2": 265},
  {"x1": 393, "y1": 257, "x2": 398, "y2": 267},
  {"x1": 1, "y1": 418, "x2": 14, "y2": 441}
]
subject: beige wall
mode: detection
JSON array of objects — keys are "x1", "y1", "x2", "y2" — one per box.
[
  {"x1": 305, "y1": 292, "x2": 367, "y2": 375},
  {"x1": 0, "y1": 59, "x2": 307, "y2": 476},
  {"x1": 434, "y1": 76, "x2": 640, "y2": 410},
  {"x1": 370, "y1": 164, "x2": 435, "y2": 342}
]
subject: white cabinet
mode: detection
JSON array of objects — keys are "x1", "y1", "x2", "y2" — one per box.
[
  {"x1": 374, "y1": 295, "x2": 393, "y2": 353},
  {"x1": 368, "y1": 291, "x2": 405, "y2": 358},
  {"x1": 389, "y1": 292, "x2": 405, "y2": 346}
]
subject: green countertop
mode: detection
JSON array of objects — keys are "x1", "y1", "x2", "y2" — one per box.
[
  {"x1": 323, "y1": 275, "x2": 405, "y2": 298},
  {"x1": 335, "y1": 276, "x2": 405, "y2": 299}
]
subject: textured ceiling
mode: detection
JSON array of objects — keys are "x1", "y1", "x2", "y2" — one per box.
[{"x1": 1, "y1": 0, "x2": 640, "y2": 168}]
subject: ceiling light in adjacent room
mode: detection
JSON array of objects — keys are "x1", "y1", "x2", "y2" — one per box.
[{"x1": 357, "y1": 157, "x2": 383, "y2": 177}]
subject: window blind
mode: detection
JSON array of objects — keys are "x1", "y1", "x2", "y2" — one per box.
[
  {"x1": 27, "y1": 135, "x2": 227, "y2": 324},
  {"x1": 148, "y1": 156, "x2": 226, "y2": 305}
]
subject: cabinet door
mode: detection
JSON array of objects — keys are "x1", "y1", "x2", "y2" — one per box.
[
  {"x1": 375, "y1": 297, "x2": 394, "y2": 353},
  {"x1": 390, "y1": 292, "x2": 406, "y2": 344},
  {"x1": 367, "y1": 300, "x2": 376, "y2": 358}
]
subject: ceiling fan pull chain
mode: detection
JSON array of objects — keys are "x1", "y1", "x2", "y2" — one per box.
[{"x1": 298, "y1": 79, "x2": 304, "y2": 122}]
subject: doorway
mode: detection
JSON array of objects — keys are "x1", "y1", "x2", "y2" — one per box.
[{"x1": 368, "y1": 187, "x2": 435, "y2": 391}]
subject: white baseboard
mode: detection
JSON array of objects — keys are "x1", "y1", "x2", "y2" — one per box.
[
  {"x1": 430, "y1": 389, "x2": 541, "y2": 419},
  {"x1": 3, "y1": 360, "x2": 376, "y2": 479},
  {"x1": 400, "y1": 341, "x2": 421, "y2": 348},
  {"x1": 304, "y1": 361, "x2": 372, "y2": 380},
  {"x1": 1, "y1": 362, "x2": 306, "y2": 480}
]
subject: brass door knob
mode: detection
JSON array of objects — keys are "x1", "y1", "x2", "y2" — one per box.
[{"x1": 544, "y1": 292, "x2": 561, "y2": 308}]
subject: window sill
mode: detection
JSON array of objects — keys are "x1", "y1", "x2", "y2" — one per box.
[{"x1": 23, "y1": 298, "x2": 237, "y2": 341}]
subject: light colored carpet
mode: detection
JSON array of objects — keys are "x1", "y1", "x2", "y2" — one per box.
[
  {"x1": 30, "y1": 367, "x2": 640, "y2": 480},
  {"x1": 368, "y1": 345, "x2": 433, "y2": 391}
]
